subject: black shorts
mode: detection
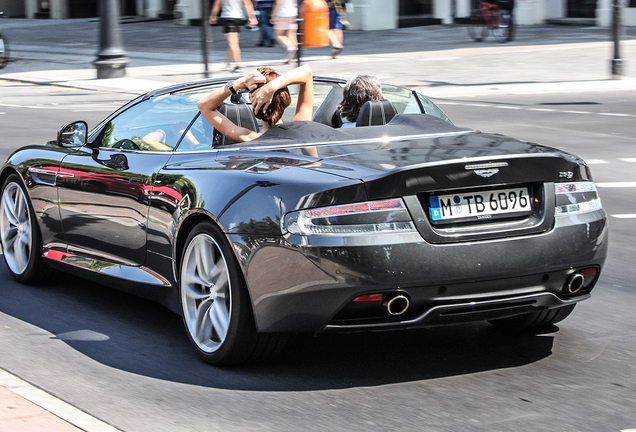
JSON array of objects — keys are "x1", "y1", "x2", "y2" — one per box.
[{"x1": 220, "y1": 18, "x2": 246, "y2": 34}]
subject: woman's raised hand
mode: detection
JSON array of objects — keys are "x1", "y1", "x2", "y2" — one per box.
[{"x1": 244, "y1": 70, "x2": 267, "y2": 91}]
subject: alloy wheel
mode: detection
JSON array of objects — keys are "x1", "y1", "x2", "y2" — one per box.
[
  {"x1": 0, "y1": 182, "x2": 33, "y2": 275},
  {"x1": 180, "y1": 233, "x2": 231, "y2": 353}
]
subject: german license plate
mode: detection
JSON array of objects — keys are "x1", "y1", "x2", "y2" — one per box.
[{"x1": 429, "y1": 187, "x2": 532, "y2": 222}]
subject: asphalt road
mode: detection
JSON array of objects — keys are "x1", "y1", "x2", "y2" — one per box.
[{"x1": 0, "y1": 83, "x2": 635, "y2": 432}]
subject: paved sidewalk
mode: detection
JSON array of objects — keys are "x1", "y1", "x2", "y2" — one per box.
[
  {"x1": 0, "y1": 385, "x2": 83, "y2": 432},
  {"x1": 0, "y1": 17, "x2": 636, "y2": 432},
  {"x1": 1, "y1": 19, "x2": 635, "y2": 97},
  {"x1": 0, "y1": 368, "x2": 121, "y2": 432}
]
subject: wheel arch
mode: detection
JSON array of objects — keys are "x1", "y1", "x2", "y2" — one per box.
[
  {"x1": 173, "y1": 210, "x2": 262, "y2": 331},
  {"x1": 0, "y1": 166, "x2": 24, "y2": 191}
]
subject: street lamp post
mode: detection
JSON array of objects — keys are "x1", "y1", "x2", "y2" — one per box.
[
  {"x1": 296, "y1": 0, "x2": 303, "y2": 67},
  {"x1": 94, "y1": 0, "x2": 129, "y2": 79},
  {"x1": 201, "y1": 0, "x2": 211, "y2": 78},
  {"x1": 611, "y1": 0, "x2": 624, "y2": 79}
]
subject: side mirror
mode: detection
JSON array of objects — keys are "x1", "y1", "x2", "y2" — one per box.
[{"x1": 57, "y1": 121, "x2": 88, "y2": 147}]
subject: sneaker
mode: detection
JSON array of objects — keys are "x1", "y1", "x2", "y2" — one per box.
[
  {"x1": 331, "y1": 46, "x2": 343, "y2": 59},
  {"x1": 284, "y1": 47, "x2": 298, "y2": 64}
]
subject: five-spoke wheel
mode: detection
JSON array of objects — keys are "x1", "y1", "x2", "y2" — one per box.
[
  {"x1": 179, "y1": 221, "x2": 287, "y2": 365},
  {"x1": 181, "y1": 230, "x2": 232, "y2": 354},
  {"x1": 0, "y1": 174, "x2": 49, "y2": 283}
]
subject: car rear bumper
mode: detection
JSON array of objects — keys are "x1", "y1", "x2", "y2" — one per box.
[{"x1": 232, "y1": 210, "x2": 608, "y2": 333}]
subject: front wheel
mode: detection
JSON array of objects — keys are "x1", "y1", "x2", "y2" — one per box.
[
  {"x1": 0, "y1": 174, "x2": 51, "y2": 283},
  {"x1": 179, "y1": 221, "x2": 286, "y2": 365},
  {"x1": 467, "y1": 11, "x2": 488, "y2": 42},
  {"x1": 489, "y1": 305, "x2": 576, "y2": 331}
]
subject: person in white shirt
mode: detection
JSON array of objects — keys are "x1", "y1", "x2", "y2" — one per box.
[
  {"x1": 210, "y1": 0, "x2": 258, "y2": 72},
  {"x1": 271, "y1": 0, "x2": 298, "y2": 63}
]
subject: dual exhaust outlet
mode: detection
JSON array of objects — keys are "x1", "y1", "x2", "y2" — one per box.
[
  {"x1": 565, "y1": 272, "x2": 586, "y2": 294},
  {"x1": 385, "y1": 294, "x2": 410, "y2": 316}
]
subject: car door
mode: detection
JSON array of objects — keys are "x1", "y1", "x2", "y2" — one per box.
[{"x1": 57, "y1": 93, "x2": 201, "y2": 266}]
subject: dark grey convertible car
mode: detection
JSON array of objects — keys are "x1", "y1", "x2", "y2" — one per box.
[{"x1": 0, "y1": 77, "x2": 607, "y2": 365}]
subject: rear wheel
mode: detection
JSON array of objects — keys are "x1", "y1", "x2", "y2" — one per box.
[
  {"x1": 489, "y1": 305, "x2": 576, "y2": 331},
  {"x1": 467, "y1": 11, "x2": 488, "y2": 42},
  {"x1": 0, "y1": 174, "x2": 51, "y2": 283},
  {"x1": 0, "y1": 34, "x2": 7, "y2": 69},
  {"x1": 179, "y1": 221, "x2": 286, "y2": 365},
  {"x1": 493, "y1": 10, "x2": 513, "y2": 43}
]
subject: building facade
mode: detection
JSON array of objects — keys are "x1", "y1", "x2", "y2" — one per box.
[{"x1": 8, "y1": 0, "x2": 636, "y2": 27}]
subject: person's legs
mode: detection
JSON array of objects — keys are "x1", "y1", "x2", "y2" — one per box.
[
  {"x1": 274, "y1": 27, "x2": 291, "y2": 50},
  {"x1": 284, "y1": 27, "x2": 298, "y2": 63},
  {"x1": 261, "y1": 6, "x2": 275, "y2": 44},
  {"x1": 225, "y1": 31, "x2": 241, "y2": 69},
  {"x1": 327, "y1": 8, "x2": 344, "y2": 58}
]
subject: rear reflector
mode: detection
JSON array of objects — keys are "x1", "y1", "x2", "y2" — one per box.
[
  {"x1": 353, "y1": 294, "x2": 384, "y2": 302},
  {"x1": 580, "y1": 268, "x2": 597, "y2": 277}
]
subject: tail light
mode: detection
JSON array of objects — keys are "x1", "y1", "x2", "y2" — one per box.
[
  {"x1": 555, "y1": 182, "x2": 602, "y2": 216},
  {"x1": 282, "y1": 198, "x2": 415, "y2": 236}
]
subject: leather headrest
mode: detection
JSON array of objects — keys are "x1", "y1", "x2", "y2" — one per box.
[
  {"x1": 355, "y1": 100, "x2": 398, "y2": 127},
  {"x1": 213, "y1": 103, "x2": 260, "y2": 146}
]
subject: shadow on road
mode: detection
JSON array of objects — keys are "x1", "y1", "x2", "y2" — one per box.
[{"x1": 0, "y1": 265, "x2": 555, "y2": 391}]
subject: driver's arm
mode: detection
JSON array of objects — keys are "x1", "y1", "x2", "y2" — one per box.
[{"x1": 141, "y1": 130, "x2": 173, "y2": 151}]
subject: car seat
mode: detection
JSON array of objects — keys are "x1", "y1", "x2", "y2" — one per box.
[
  {"x1": 212, "y1": 103, "x2": 260, "y2": 146},
  {"x1": 355, "y1": 100, "x2": 398, "y2": 127}
]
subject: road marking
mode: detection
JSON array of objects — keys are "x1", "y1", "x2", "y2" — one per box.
[
  {"x1": 611, "y1": 214, "x2": 636, "y2": 219},
  {"x1": 596, "y1": 182, "x2": 636, "y2": 188},
  {"x1": 599, "y1": 113, "x2": 632, "y2": 117},
  {"x1": 434, "y1": 101, "x2": 636, "y2": 118},
  {"x1": 620, "y1": 158, "x2": 636, "y2": 163},
  {"x1": 584, "y1": 159, "x2": 608, "y2": 164},
  {"x1": 0, "y1": 102, "x2": 119, "y2": 111},
  {"x1": 0, "y1": 368, "x2": 123, "y2": 432}
]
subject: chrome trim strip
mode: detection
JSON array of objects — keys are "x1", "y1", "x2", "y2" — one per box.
[
  {"x1": 43, "y1": 249, "x2": 171, "y2": 286},
  {"x1": 323, "y1": 292, "x2": 588, "y2": 331},
  {"x1": 27, "y1": 167, "x2": 60, "y2": 176},
  {"x1": 229, "y1": 131, "x2": 472, "y2": 152},
  {"x1": 465, "y1": 161, "x2": 509, "y2": 170}
]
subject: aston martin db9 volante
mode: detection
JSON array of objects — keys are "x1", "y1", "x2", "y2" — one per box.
[{"x1": 0, "y1": 77, "x2": 607, "y2": 365}]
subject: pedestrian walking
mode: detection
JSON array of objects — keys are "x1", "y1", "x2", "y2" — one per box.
[
  {"x1": 210, "y1": 0, "x2": 259, "y2": 72},
  {"x1": 255, "y1": 0, "x2": 276, "y2": 47},
  {"x1": 326, "y1": 0, "x2": 347, "y2": 58},
  {"x1": 271, "y1": 0, "x2": 298, "y2": 63}
]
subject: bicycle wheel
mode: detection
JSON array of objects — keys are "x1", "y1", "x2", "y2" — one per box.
[
  {"x1": 467, "y1": 11, "x2": 488, "y2": 42},
  {"x1": 493, "y1": 11, "x2": 513, "y2": 43},
  {"x1": 0, "y1": 34, "x2": 8, "y2": 69}
]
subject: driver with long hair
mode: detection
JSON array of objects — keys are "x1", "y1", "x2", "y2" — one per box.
[{"x1": 197, "y1": 64, "x2": 314, "y2": 143}]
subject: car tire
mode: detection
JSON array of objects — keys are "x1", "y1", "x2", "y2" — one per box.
[
  {"x1": 0, "y1": 173, "x2": 53, "y2": 284},
  {"x1": 179, "y1": 221, "x2": 287, "y2": 365},
  {"x1": 489, "y1": 304, "x2": 576, "y2": 331}
]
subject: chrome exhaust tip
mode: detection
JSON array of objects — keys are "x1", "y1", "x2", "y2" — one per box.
[
  {"x1": 566, "y1": 273, "x2": 585, "y2": 294},
  {"x1": 385, "y1": 294, "x2": 410, "y2": 316}
]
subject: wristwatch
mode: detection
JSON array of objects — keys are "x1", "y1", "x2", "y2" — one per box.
[{"x1": 226, "y1": 80, "x2": 237, "y2": 95}]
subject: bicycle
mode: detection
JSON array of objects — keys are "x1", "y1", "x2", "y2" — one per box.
[
  {"x1": 467, "y1": 1, "x2": 513, "y2": 43},
  {"x1": 0, "y1": 12, "x2": 8, "y2": 69}
]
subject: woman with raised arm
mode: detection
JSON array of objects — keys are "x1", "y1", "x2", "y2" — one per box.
[{"x1": 197, "y1": 64, "x2": 314, "y2": 143}]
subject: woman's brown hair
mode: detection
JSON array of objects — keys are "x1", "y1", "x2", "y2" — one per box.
[{"x1": 252, "y1": 67, "x2": 291, "y2": 126}]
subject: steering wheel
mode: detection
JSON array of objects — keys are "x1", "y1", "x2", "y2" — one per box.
[{"x1": 112, "y1": 139, "x2": 140, "y2": 150}]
